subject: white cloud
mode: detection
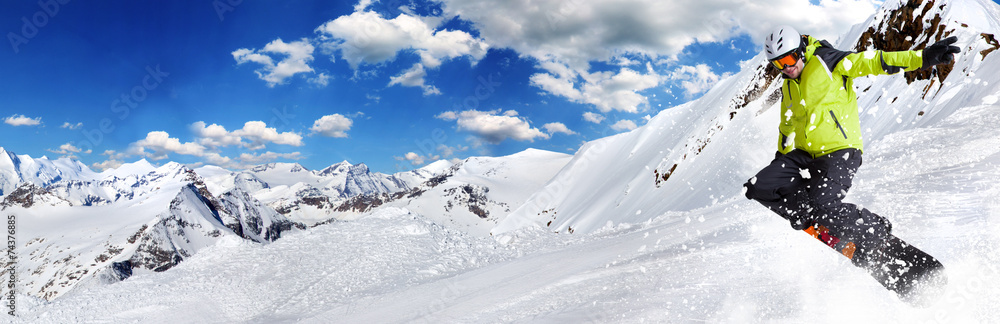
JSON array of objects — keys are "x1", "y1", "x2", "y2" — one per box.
[
  {"x1": 236, "y1": 121, "x2": 304, "y2": 148},
  {"x1": 529, "y1": 71, "x2": 581, "y2": 100},
  {"x1": 670, "y1": 64, "x2": 730, "y2": 97},
  {"x1": 543, "y1": 122, "x2": 576, "y2": 136},
  {"x1": 440, "y1": 0, "x2": 877, "y2": 66},
  {"x1": 91, "y1": 150, "x2": 128, "y2": 171},
  {"x1": 436, "y1": 0, "x2": 878, "y2": 110},
  {"x1": 46, "y1": 143, "x2": 92, "y2": 159},
  {"x1": 583, "y1": 112, "x2": 605, "y2": 124},
  {"x1": 435, "y1": 111, "x2": 458, "y2": 120},
  {"x1": 436, "y1": 144, "x2": 466, "y2": 158},
  {"x1": 201, "y1": 152, "x2": 233, "y2": 167},
  {"x1": 91, "y1": 159, "x2": 123, "y2": 172},
  {"x1": 47, "y1": 143, "x2": 91, "y2": 155},
  {"x1": 233, "y1": 38, "x2": 315, "y2": 87},
  {"x1": 611, "y1": 120, "x2": 639, "y2": 132},
  {"x1": 309, "y1": 73, "x2": 332, "y2": 87},
  {"x1": 124, "y1": 130, "x2": 306, "y2": 170},
  {"x1": 191, "y1": 121, "x2": 304, "y2": 150},
  {"x1": 354, "y1": 0, "x2": 375, "y2": 12},
  {"x1": 388, "y1": 63, "x2": 441, "y2": 95},
  {"x1": 397, "y1": 144, "x2": 466, "y2": 167},
  {"x1": 61, "y1": 122, "x2": 83, "y2": 130},
  {"x1": 129, "y1": 131, "x2": 209, "y2": 160},
  {"x1": 531, "y1": 63, "x2": 661, "y2": 113},
  {"x1": 436, "y1": 109, "x2": 549, "y2": 144},
  {"x1": 315, "y1": 10, "x2": 488, "y2": 69},
  {"x1": 402, "y1": 152, "x2": 428, "y2": 166},
  {"x1": 191, "y1": 122, "x2": 243, "y2": 148},
  {"x1": 309, "y1": 114, "x2": 353, "y2": 138},
  {"x1": 4, "y1": 114, "x2": 41, "y2": 126}
]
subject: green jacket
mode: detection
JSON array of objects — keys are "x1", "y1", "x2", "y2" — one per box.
[{"x1": 777, "y1": 36, "x2": 924, "y2": 157}]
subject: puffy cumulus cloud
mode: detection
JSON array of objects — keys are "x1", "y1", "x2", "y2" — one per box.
[
  {"x1": 531, "y1": 63, "x2": 661, "y2": 113},
  {"x1": 233, "y1": 38, "x2": 315, "y2": 87},
  {"x1": 435, "y1": 143, "x2": 467, "y2": 159},
  {"x1": 315, "y1": 10, "x2": 488, "y2": 69},
  {"x1": 4, "y1": 114, "x2": 41, "y2": 126},
  {"x1": 401, "y1": 152, "x2": 428, "y2": 166},
  {"x1": 91, "y1": 150, "x2": 127, "y2": 172},
  {"x1": 129, "y1": 131, "x2": 209, "y2": 161},
  {"x1": 543, "y1": 122, "x2": 576, "y2": 136},
  {"x1": 235, "y1": 121, "x2": 304, "y2": 149},
  {"x1": 91, "y1": 159, "x2": 123, "y2": 172},
  {"x1": 439, "y1": 0, "x2": 878, "y2": 66},
  {"x1": 190, "y1": 122, "x2": 243, "y2": 148},
  {"x1": 582, "y1": 112, "x2": 605, "y2": 124},
  {"x1": 190, "y1": 121, "x2": 303, "y2": 149},
  {"x1": 309, "y1": 73, "x2": 332, "y2": 87},
  {"x1": 47, "y1": 143, "x2": 92, "y2": 158},
  {"x1": 670, "y1": 64, "x2": 731, "y2": 97},
  {"x1": 396, "y1": 144, "x2": 467, "y2": 167},
  {"x1": 388, "y1": 63, "x2": 441, "y2": 95},
  {"x1": 436, "y1": 109, "x2": 549, "y2": 144},
  {"x1": 309, "y1": 114, "x2": 353, "y2": 138},
  {"x1": 123, "y1": 130, "x2": 306, "y2": 170},
  {"x1": 611, "y1": 119, "x2": 639, "y2": 132},
  {"x1": 437, "y1": 0, "x2": 879, "y2": 110}
]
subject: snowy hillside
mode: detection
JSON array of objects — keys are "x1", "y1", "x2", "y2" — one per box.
[
  {"x1": 349, "y1": 149, "x2": 573, "y2": 236},
  {"x1": 198, "y1": 161, "x2": 436, "y2": 226},
  {"x1": 496, "y1": 0, "x2": 1000, "y2": 235},
  {"x1": 2, "y1": 152, "x2": 447, "y2": 301},
  {"x1": 0, "y1": 147, "x2": 97, "y2": 197},
  {"x1": 10, "y1": 0, "x2": 1000, "y2": 322}
]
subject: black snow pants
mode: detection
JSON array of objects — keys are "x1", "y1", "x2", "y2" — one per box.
[{"x1": 743, "y1": 149, "x2": 892, "y2": 258}]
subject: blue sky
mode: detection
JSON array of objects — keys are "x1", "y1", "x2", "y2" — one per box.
[{"x1": 1, "y1": 0, "x2": 904, "y2": 173}]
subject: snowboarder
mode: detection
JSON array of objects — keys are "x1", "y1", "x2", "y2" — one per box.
[{"x1": 743, "y1": 25, "x2": 959, "y2": 301}]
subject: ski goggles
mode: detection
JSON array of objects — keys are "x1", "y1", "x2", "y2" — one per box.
[{"x1": 770, "y1": 51, "x2": 801, "y2": 70}]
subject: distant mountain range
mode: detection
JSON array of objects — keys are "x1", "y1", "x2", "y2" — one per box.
[{"x1": 3, "y1": 145, "x2": 570, "y2": 300}]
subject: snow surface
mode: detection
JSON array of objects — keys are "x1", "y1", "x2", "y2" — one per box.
[{"x1": 10, "y1": 0, "x2": 1000, "y2": 322}]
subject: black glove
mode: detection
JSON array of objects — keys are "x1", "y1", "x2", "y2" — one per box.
[{"x1": 922, "y1": 36, "x2": 960, "y2": 69}]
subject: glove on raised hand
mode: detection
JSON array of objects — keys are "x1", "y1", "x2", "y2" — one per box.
[{"x1": 922, "y1": 36, "x2": 960, "y2": 69}]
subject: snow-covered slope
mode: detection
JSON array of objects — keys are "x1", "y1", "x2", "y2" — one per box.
[
  {"x1": 496, "y1": 0, "x2": 1000, "y2": 235},
  {"x1": 1, "y1": 149, "x2": 446, "y2": 301},
  {"x1": 247, "y1": 161, "x2": 412, "y2": 199},
  {"x1": 10, "y1": 0, "x2": 1000, "y2": 321},
  {"x1": 341, "y1": 149, "x2": 573, "y2": 235},
  {"x1": 0, "y1": 148, "x2": 98, "y2": 197},
  {"x1": 199, "y1": 161, "x2": 439, "y2": 226},
  {"x1": 5, "y1": 162, "x2": 295, "y2": 301}
]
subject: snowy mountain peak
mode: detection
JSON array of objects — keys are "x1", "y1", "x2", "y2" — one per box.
[
  {"x1": 233, "y1": 172, "x2": 270, "y2": 192},
  {"x1": 250, "y1": 162, "x2": 309, "y2": 174},
  {"x1": 99, "y1": 158, "x2": 157, "y2": 180},
  {"x1": 317, "y1": 160, "x2": 353, "y2": 176},
  {"x1": 0, "y1": 183, "x2": 72, "y2": 209},
  {"x1": 0, "y1": 147, "x2": 100, "y2": 197}
]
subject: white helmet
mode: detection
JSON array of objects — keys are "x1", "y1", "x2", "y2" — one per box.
[{"x1": 764, "y1": 25, "x2": 802, "y2": 60}]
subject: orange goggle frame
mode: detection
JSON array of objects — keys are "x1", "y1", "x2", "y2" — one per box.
[{"x1": 771, "y1": 51, "x2": 800, "y2": 70}]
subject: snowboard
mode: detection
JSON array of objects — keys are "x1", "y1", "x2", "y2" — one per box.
[{"x1": 803, "y1": 224, "x2": 947, "y2": 306}]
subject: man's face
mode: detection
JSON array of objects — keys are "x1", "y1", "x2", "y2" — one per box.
[{"x1": 782, "y1": 58, "x2": 804, "y2": 79}]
